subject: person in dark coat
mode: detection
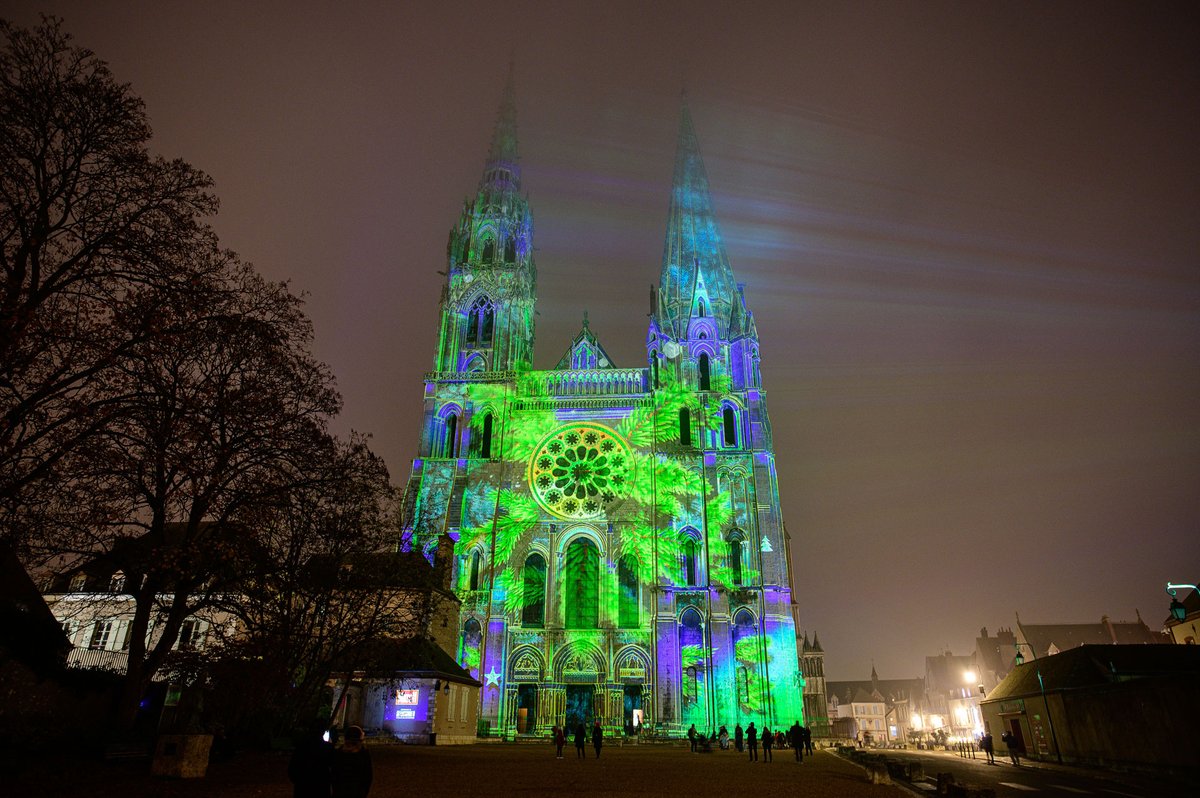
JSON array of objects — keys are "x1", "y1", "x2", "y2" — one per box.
[
  {"x1": 288, "y1": 722, "x2": 333, "y2": 798},
  {"x1": 734, "y1": 723, "x2": 744, "y2": 753},
  {"x1": 574, "y1": 723, "x2": 586, "y2": 758},
  {"x1": 553, "y1": 725, "x2": 565, "y2": 759},
  {"x1": 802, "y1": 724, "x2": 813, "y2": 755},
  {"x1": 790, "y1": 721, "x2": 804, "y2": 762},
  {"x1": 761, "y1": 724, "x2": 773, "y2": 762},
  {"x1": 746, "y1": 722, "x2": 758, "y2": 761},
  {"x1": 591, "y1": 720, "x2": 603, "y2": 758},
  {"x1": 981, "y1": 732, "x2": 995, "y2": 765},
  {"x1": 332, "y1": 726, "x2": 372, "y2": 798},
  {"x1": 687, "y1": 723, "x2": 697, "y2": 753}
]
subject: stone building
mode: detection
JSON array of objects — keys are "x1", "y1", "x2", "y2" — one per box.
[{"x1": 397, "y1": 76, "x2": 804, "y2": 738}]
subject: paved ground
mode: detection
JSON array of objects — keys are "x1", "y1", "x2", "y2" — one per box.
[{"x1": 10, "y1": 743, "x2": 912, "y2": 798}]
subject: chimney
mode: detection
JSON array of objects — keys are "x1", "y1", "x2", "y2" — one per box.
[{"x1": 1101, "y1": 614, "x2": 1117, "y2": 643}]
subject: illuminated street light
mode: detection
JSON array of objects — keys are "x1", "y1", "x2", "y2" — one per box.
[{"x1": 1166, "y1": 582, "x2": 1197, "y2": 622}]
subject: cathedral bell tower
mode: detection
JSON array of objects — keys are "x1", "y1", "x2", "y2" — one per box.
[{"x1": 434, "y1": 68, "x2": 536, "y2": 376}]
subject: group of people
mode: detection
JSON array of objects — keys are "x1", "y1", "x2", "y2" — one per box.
[
  {"x1": 551, "y1": 720, "x2": 606, "y2": 759},
  {"x1": 288, "y1": 724, "x2": 373, "y2": 798},
  {"x1": 688, "y1": 721, "x2": 814, "y2": 762}
]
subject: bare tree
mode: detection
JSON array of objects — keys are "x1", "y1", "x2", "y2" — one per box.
[
  {"x1": 213, "y1": 434, "x2": 448, "y2": 736},
  {"x1": 0, "y1": 17, "x2": 216, "y2": 542},
  {"x1": 49, "y1": 251, "x2": 340, "y2": 729}
]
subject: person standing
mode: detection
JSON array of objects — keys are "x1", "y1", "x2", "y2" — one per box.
[
  {"x1": 687, "y1": 723, "x2": 697, "y2": 753},
  {"x1": 288, "y1": 722, "x2": 333, "y2": 798},
  {"x1": 802, "y1": 724, "x2": 813, "y2": 756},
  {"x1": 746, "y1": 722, "x2": 758, "y2": 762},
  {"x1": 789, "y1": 721, "x2": 803, "y2": 763},
  {"x1": 981, "y1": 732, "x2": 995, "y2": 765},
  {"x1": 761, "y1": 724, "x2": 773, "y2": 762},
  {"x1": 574, "y1": 723, "x2": 586, "y2": 758},
  {"x1": 734, "y1": 723, "x2": 744, "y2": 753},
  {"x1": 718, "y1": 725, "x2": 729, "y2": 750},
  {"x1": 592, "y1": 720, "x2": 603, "y2": 758},
  {"x1": 553, "y1": 725, "x2": 565, "y2": 759},
  {"x1": 331, "y1": 726, "x2": 372, "y2": 798}
]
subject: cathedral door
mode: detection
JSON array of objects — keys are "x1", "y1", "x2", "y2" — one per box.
[
  {"x1": 516, "y1": 684, "x2": 537, "y2": 734},
  {"x1": 564, "y1": 685, "x2": 594, "y2": 732},
  {"x1": 623, "y1": 685, "x2": 643, "y2": 734}
]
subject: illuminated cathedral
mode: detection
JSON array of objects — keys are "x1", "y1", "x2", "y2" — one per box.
[{"x1": 399, "y1": 75, "x2": 804, "y2": 738}]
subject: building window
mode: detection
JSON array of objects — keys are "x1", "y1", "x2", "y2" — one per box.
[
  {"x1": 729, "y1": 538, "x2": 744, "y2": 586},
  {"x1": 109, "y1": 571, "x2": 125, "y2": 593},
  {"x1": 565, "y1": 538, "x2": 599, "y2": 629},
  {"x1": 698, "y1": 353, "x2": 711, "y2": 391},
  {"x1": 466, "y1": 296, "x2": 494, "y2": 348},
  {"x1": 88, "y1": 620, "x2": 114, "y2": 650},
  {"x1": 679, "y1": 407, "x2": 691, "y2": 446},
  {"x1": 480, "y1": 413, "x2": 493, "y2": 458},
  {"x1": 468, "y1": 551, "x2": 482, "y2": 591},
  {"x1": 618, "y1": 555, "x2": 638, "y2": 628},
  {"x1": 722, "y1": 406, "x2": 737, "y2": 447},
  {"x1": 682, "y1": 536, "x2": 698, "y2": 586},
  {"x1": 521, "y1": 553, "x2": 546, "y2": 627},
  {"x1": 440, "y1": 413, "x2": 459, "y2": 458},
  {"x1": 481, "y1": 236, "x2": 495, "y2": 262},
  {"x1": 178, "y1": 619, "x2": 205, "y2": 649},
  {"x1": 69, "y1": 573, "x2": 86, "y2": 592},
  {"x1": 504, "y1": 236, "x2": 516, "y2": 263}
]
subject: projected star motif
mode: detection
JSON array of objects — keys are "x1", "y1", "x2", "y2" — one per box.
[{"x1": 484, "y1": 667, "x2": 501, "y2": 687}]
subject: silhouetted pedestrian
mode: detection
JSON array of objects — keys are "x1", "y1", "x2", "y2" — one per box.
[
  {"x1": 332, "y1": 726, "x2": 372, "y2": 798},
  {"x1": 288, "y1": 722, "x2": 333, "y2": 798},
  {"x1": 762, "y1": 724, "x2": 773, "y2": 762},
  {"x1": 735, "y1": 723, "x2": 744, "y2": 752},
  {"x1": 981, "y1": 732, "x2": 995, "y2": 765},
  {"x1": 592, "y1": 720, "x2": 603, "y2": 758},
  {"x1": 802, "y1": 724, "x2": 813, "y2": 755},
  {"x1": 553, "y1": 725, "x2": 565, "y2": 759},
  {"x1": 790, "y1": 721, "x2": 803, "y2": 763},
  {"x1": 574, "y1": 723, "x2": 586, "y2": 758},
  {"x1": 688, "y1": 723, "x2": 697, "y2": 752},
  {"x1": 746, "y1": 722, "x2": 758, "y2": 761}
]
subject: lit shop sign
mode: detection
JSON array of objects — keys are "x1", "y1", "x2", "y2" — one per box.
[{"x1": 394, "y1": 689, "x2": 423, "y2": 721}]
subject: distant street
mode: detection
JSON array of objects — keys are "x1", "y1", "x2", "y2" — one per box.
[{"x1": 877, "y1": 749, "x2": 1185, "y2": 798}]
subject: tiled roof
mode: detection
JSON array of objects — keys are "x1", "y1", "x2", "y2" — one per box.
[{"x1": 983, "y1": 644, "x2": 1200, "y2": 703}]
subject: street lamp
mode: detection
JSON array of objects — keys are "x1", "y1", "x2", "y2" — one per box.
[
  {"x1": 1166, "y1": 582, "x2": 1197, "y2": 622},
  {"x1": 1011, "y1": 643, "x2": 1062, "y2": 764}
]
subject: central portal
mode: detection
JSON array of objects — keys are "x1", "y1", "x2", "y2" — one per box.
[{"x1": 564, "y1": 685, "x2": 594, "y2": 732}]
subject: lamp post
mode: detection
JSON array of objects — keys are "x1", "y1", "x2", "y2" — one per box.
[
  {"x1": 1012, "y1": 643, "x2": 1062, "y2": 764},
  {"x1": 1166, "y1": 582, "x2": 1198, "y2": 622}
]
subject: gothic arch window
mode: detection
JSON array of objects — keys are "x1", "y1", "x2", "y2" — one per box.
[
  {"x1": 522, "y1": 553, "x2": 546, "y2": 627},
  {"x1": 682, "y1": 537, "x2": 699, "y2": 586},
  {"x1": 466, "y1": 296, "x2": 494, "y2": 347},
  {"x1": 722, "y1": 405, "x2": 738, "y2": 447},
  {"x1": 698, "y1": 353, "x2": 711, "y2": 391},
  {"x1": 679, "y1": 407, "x2": 692, "y2": 446},
  {"x1": 481, "y1": 236, "x2": 495, "y2": 262},
  {"x1": 465, "y1": 354, "x2": 486, "y2": 373},
  {"x1": 727, "y1": 532, "x2": 745, "y2": 586},
  {"x1": 480, "y1": 412, "x2": 494, "y2": 458},
  {"x1": 651, "y1": 351, "x2": 660, "y2": 388},
  {"x1": 565, "y1": 538, "x2": 600, "y2": 629},
  {"x1": 618, "y1": 555, "x2": 639, "y2": 628},
  {"x1": 679, "y1": 607, "x2": 704, "y2": 719},
  {"x1": 443, "y1": 412, "x2": 460, "y2": 457},
  {"x1": 697, "y1": 298, "x2": 708, "y2": 318},
  {"x1": 468, "y1": 549, "x2": 482, "y2": 591},
  {"x1": 504, "y1": 236, "x2": 516, "y2": 263}
]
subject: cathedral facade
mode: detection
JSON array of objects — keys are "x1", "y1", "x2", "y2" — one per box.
[{"x1": 399, "y1": 77, "x2": 804, "y2": 738}]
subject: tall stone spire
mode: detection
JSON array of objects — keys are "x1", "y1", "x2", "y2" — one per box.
[
  {"x1": 482, "y1": 61, "x2": 520, "y2": 190},
  {"x1": 658, "y1": 98, "x2": 739, "y2": 336}
]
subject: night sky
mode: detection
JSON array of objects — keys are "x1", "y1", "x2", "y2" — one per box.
[{"x1": 11, "y1": 1, "x2": 1198, "y2": 679}]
